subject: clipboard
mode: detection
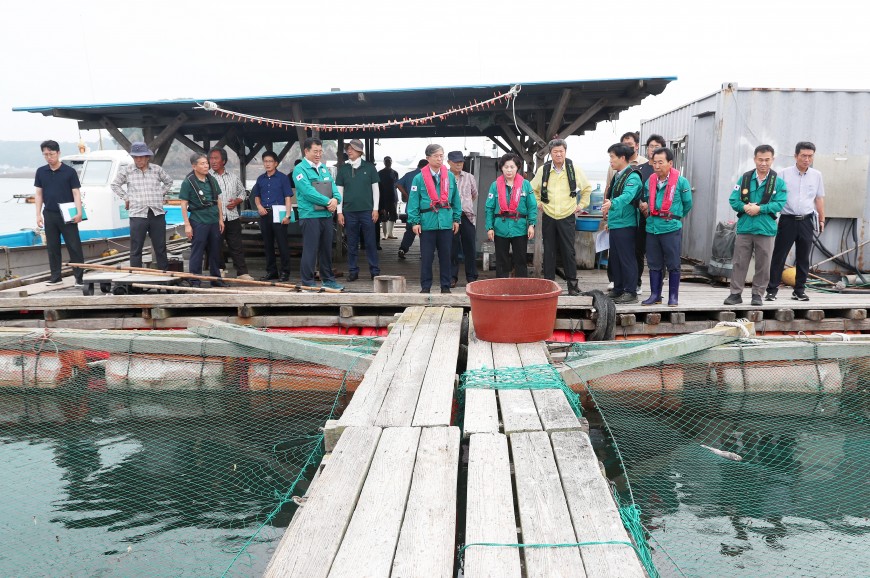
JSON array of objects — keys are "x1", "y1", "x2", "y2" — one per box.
[
  {"x1": 59, "y1": 202, "x2": 87, "y2": 223},
  {"x1": 273, "y1": 207, "x2": 296, "y2": 223},
  {"x1": 313, "y1": 181, "x2": 333, "y2": 211}
]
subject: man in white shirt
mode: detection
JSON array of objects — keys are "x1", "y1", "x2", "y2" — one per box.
[
  {"x1": 209, "y1": 148, "x2": 252, "y2": 280},
  {"x1": 765, "y1": 141, "x2": 826, "y2": 302}
]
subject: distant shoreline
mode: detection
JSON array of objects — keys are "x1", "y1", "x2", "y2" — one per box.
[{"x1": 0, "y1": 173, "x2": 33, "y2": 179}]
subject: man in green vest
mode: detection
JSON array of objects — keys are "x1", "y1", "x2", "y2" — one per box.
[
  {"x1": 180, "y1": 153, "x2": 224, "y2": 287},
  {"x1": 724, "y1": 144, "x2": 787, "y2": 306},
  {"x1": 601, "y1": 143, "x2": 642, "y2": 304},
  {"x1": 336, "y1": 139, "x2": 380, "y2": 282}
]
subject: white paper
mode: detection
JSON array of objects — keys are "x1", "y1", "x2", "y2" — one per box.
[
  {"x1": 594, "y1": 229, "x2": 610, "y2": 252},
  {"x1": 273, "y1": 207, "x2": 289, "y2": 223},
  {"x1": 58, "y1": 202, "x2": 87, "y2": 223}
]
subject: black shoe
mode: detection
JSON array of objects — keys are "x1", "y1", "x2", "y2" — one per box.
[
  {"x1": 371, "y1": 273, "x2": 378, "y2": 280},
  {"x1": 261, "y1": 273, "x2": 279, "y2": 281},
  {"x1": 606, "y1": 289, "x2": 622, "y2": 299},
  {"x1": 398, "y1": 249, "x2": 406, "y2": 260},
  {"x1": 723, "y1": 293, "x2": 743, "y2": 305},
  {"x1": 764, "y1": 291, "x2": 777, "y2": 301},
  {"x1": 751, "y1": 294, "x2": 763, "y2": 306},
  {"x1": 450, "y1": 278, "x2": 458, "y2": 288},
  {"x1": 792, "y1": 291, "x2": 809, "y2": 301},
  {"x1": 613, "y1": 292, "x2": 638, "y2": 304},
  {"x1": 347, "y1": 272, "x2": 359, "y2": 282},
  {"x1": 420, "y1": 288, "x2": 430, "y2": 293},
  {"x1": 441, "y1": 287, "x2": 451, "y2": 294},
  {"x1": 279, "y1": 274, "x2": 290, "y2": 282}
]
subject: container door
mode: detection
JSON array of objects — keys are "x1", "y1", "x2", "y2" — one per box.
[{"x1": 683, "y1": 114, "x2": 717, "y2": 263}]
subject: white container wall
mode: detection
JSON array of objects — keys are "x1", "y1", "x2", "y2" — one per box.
[{"x1": 641, "y1": 84, "x2": 870, "y2": 274}]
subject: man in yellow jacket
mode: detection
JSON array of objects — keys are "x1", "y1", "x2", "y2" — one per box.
[{"x1": 530, "y1": 138, "x2": 592, "y2": 295}]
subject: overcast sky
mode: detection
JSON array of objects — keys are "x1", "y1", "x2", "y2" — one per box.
[{"x1": 1, "y1": 0, "x2": 863, "y2": 168}]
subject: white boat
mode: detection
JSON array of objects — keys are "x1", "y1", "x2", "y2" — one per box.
[{"x1": 0, "y1": 150, "x2": 184, "y2": 279}]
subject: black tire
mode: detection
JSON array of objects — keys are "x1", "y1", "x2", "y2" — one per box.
[{"x1": 99, "y1": 283, "x2": 111, "y2": 293}]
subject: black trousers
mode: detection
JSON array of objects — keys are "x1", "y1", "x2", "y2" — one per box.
[
  {"x1": 259, "y1": 212, "x2": 290, "y2": 277},
  {"x1": 130, "y1": 209, "x2": 168, "y2": 270},
  {"x1": 768, "y1": 214, "x2": 814, "y2": 293},
  {"x1": 494, "y1": 235, "x2": 528, "y2": 278},
  {"x1": 189, "y1": 221, "x2": 223, "y2": 284},
  {"x1": 420, "y1": 228, "x2": 453, "y2": 290},
  {"x1": 299, "y1": 217, "x2": 335, "y2": 286},
  {"x1": 399, "y1": 227, "x2": 417, "y2": 252},
  {"x1": 610, "y1": 226, "x2": 638, "y2": 294},
  {"x1": 222, "y1": 218, "x2": 248, "y2": 276},
  {"x1": 43, "y1": 209, "x2": 84, "y2": 283},
  {"x1": 607, "y1": 217, "x2": 646, "y2": 286},
  {"x1": 451, "y1": 213, "x2": 478, "y2": 282},
  {"x1": 541, "y1": 213, "x2": 577, "y2": 282}
]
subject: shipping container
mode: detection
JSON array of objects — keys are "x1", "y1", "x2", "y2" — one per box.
[{"x1": 641, "y1": 83, "x2": 870, "y2": 274}]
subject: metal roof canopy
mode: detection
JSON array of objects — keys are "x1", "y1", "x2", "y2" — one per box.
[{"x1": 15, "y1": 76, "x2": 674, "y2": 175}]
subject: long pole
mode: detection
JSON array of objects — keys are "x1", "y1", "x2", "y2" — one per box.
[
  {"x1": 66, "y1": 262, "x2": 343, "y2": 293},
  {"x1": 811, "y1": 238, "x2": 870, "y2": 269}
]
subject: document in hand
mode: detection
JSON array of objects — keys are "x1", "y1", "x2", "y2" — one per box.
[
  {"x1": 595, "y1": 229, "x2": 610, "y2": 252},
  {"x1": 59, "y1": 202, "x2": 87, "y2": 223}
]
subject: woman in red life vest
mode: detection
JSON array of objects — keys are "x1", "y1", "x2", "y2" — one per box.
[{"x1": 484, "y1": 153, "x2": 537, "y2": 278}]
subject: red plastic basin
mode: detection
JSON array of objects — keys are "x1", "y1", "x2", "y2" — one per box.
[{"x1": 466, "y1": 278, "x2": 561, "y2": 343}]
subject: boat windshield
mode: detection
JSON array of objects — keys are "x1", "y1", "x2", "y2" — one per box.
[
  {"x1": 81, "y1": 160, "x2": 113, "y2": 185},
  {"x1": 61, "y1": 159, "x2": 114, "y2": 185}
]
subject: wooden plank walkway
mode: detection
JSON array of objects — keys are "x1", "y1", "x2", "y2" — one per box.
[
  {"x1": 326, "y1": 306, "x2": 462, "y2": 450},
  {"x1": 461, "y1": 327, "x2": 644, "y2": 578},
  {"x1": 268, "y1": 306, "x2": 463, "y2": 576}
]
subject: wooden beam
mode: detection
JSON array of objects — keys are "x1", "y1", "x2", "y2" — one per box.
[
  {"x1": 174, "y1": 133, "x2": 206, "y2": 155},
  {"x1": 152, "y1": 138, "x2": 173, "y2": 166},
  {"x1": 275, "y1": 140, "x2": 294, "y2": 164},
  {"x1": 562, "y1": 321, "x2": 754, "y2": 383},
  {"x1": 243, "y1": 142, "x2": 265, "y2": 165},
  {"x1": 488, "y1": 135, "x2": 511, "y2": 154},
  {"x1": 291, "y1": 102, "x2": 308, "y2": 147},
  {"x1": 148, "y1": 113, "x2": 189, "y2": 152},
  {"x1": 508, "y1": 115, "x2": 547, "y2": 149},
  {"x1": 186, "y1": 318, "x2": 372, "y2": 372},
  {"x1": 555, "y1": 98, "x2": 608, "y2": 139},
  {"x1": 498, "y1": 123, "x2": 533, "y2": 165},
  {"x1": 211, "y1": 126, "x2": 237, "y2": 152},
  {"x1": 547, "y1": 88, "x2": 572, "y2": 140},
  {"x1": 99, "y1": 117, "x2": 132, "y2": 150}
]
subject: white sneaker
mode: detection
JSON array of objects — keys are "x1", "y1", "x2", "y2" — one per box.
[
  {"x1": 73, "y1": 282, "x2": 84, "y2": 288},
  {"x1": 236, "y1": 274, "x2": 254, "y2": 281},
  {"x1": 46, "y1": 279, "x2": 63, "y2": 286},
  {"x1": 637, "y1": 283, "x2": 643, "y2": 295},
  {"x1": 607, "y1": 282, "x2": 614, "y2": 290}
]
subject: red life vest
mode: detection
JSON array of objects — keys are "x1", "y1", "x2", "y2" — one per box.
[
  {"x1": 648, "y1": 168, "x2": 679, "y2": 217},
  {"x1": 497, "y1": 174, "x2": 524, "y2": 215},
  {"x1": 420, "y1": 166, "x2": 450, "y2": 211}
]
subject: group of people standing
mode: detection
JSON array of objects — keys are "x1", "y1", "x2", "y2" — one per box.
[{"x1": 34, "y1": 134, "x2": 824, "y2": 302}]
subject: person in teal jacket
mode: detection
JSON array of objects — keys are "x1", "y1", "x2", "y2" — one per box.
[
  {"x1": 485, "y1": 153, "x2": 537, "y2": 278},
  {"x1": 724, "y1": 144, "x2": 787, "y2": 306},
  {"x1": 639, "y1": 147, "x2": 693, "y2": 306},
  {"x1": 407, "y1": 144, "x2": 461, "y2": 293},
  {"x1": 602, "y1": 143, "x2": 642, "y2": 304},
  {"x1": 292, "y1": 137, "x2": 344, "y2": 290}
]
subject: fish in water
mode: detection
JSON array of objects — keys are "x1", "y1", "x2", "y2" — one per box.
[{"x1": 701, "y1": 444, "x2": 743, "y2": 462}]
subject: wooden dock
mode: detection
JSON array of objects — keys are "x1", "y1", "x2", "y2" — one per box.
[
  {"x1": 265, "y1": 306, "x2": 649, "y2": 577},
  {"x1": 0, "y1": 233, "x2": 867, "y2": 335}
]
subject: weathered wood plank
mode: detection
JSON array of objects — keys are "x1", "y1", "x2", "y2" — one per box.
[
  {"x1": 337, "y1": 307, "x2": 425, "y2": 429},
  {"x1": 375, "y1": 307, "x2": 444, "y2": 427},
  {"x1": 493, "y1": 342, "x2": 542, "y2": 434},
  {"x1": 510, "y1": 431, "x2": 586, "y2": 578},
  {"x1": 563, "y1": 321, "x2": 754, "y2": 383},
  {"x1": 465, "y1": 433, "x2": 522, "y2": 578},
  {"x1": 263, "y1": 426, "x2": 381, "y2": 578},
  {"x1": 531, "y1": 389, "x2": 582, "y2": 433},
  {"x1": 412, "y1": 307, "x2": 463, "y2": 427},
  {"x1": 463, "y1": 318, "x2": 499, "y2": 437},
  {"x1": 328, "y1": 427, "x2": 421, "y2": 578},
  {"x1": 391, "y1": 426, "x2": 460, "y2": 578},
  {"x1": 463, "y1": 389, "x2": 499, "y2": 437},
  {"x1": 551, "y1": 431, "x2": 646, "y2": 577},
  {"x1": 187, "y1": 317, "x2": 372, "y2": 372}
]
